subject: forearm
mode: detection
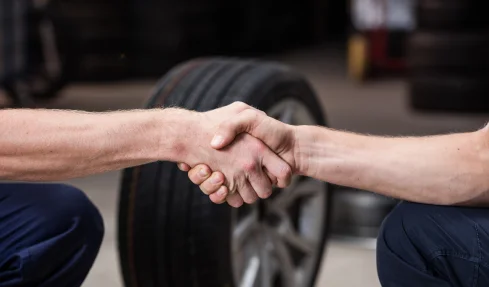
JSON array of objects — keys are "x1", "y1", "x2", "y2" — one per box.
[
  {"x1": 294, "y1": 125, "x2": 489, "y2": 205},
  {"x1": 0, "y1": 108, "x2": 187, "y2": 181}
]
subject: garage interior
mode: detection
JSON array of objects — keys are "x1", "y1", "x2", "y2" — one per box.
[{"x1": 1, "y1": 0, "x2": 488, "y2": 286}]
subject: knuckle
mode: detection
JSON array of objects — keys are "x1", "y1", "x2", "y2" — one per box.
[
  {"x1": 243, "y1": 194, "x2": 258, "y2": 204},
  {"x1": 210, "y1": 194, "x2": 224, "y2": 204},
  {"x1": 189, "y1": 174, "x2": 201, "y2": 185},
  {"x1": 242, "y1": 160, "x2": 257, "y2": 172},
  {"x1": 242, "y1": 108, "x2": 258, "y2": 117},
  {"x1": 227, "y1": 195, "x2": 242, "y2": 208},
  {"x1": 258, "y1": 189, "x2": 272, "y2": 199},
  {"x1": 281, "y1": 165, "x2": 292, "y2": 179},
  {"x1": 253, "y1": 141, "x2": 266, "y2": 154},
  {"x1": 233, "y1": 101, "x2": 248, "y2": 110}
]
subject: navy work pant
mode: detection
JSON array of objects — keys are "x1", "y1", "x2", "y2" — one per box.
[
  {"x1": 377, "y1": 201, "x2": 489, "y2": 287},
  {"x1": 0, "y1": 183, "x2": 104, "y2": 286}
]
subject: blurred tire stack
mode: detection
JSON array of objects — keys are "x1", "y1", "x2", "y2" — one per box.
[
  {"x1": 128, "y1": 0, "x2": 224, "y2": 78},
  {"x1": 408, "y1": 0, "x2": 489, "y2": 112},
  {"x1": 3, "y1": 0, "x2": 328, "y2": 102},
  {"x1": 0, "y1": 0, "x2": 74, "y2": 106},
  {"x1": 128, "y1": 0, "x2": 317, "y2": 78},
  {"x1": 47, "y1": 0, "x2": 129, "y2": 82}
]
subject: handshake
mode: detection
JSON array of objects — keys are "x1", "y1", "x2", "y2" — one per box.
[{"x1": 172, "y1": 101, "x2": 311, "y2": 208}]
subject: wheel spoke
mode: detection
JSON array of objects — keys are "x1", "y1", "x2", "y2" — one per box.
[
  {"x1": 259, "y1": 242, "x2": 273, "y2": 287},
  {"x1": 272, "y1": 177, "x2": 324, "y2": 210},
  {"x1": 281, "y1": 226, "x2": 315, "y2": 255},
  {"x1": 270, "y1": 230, "x2": 295, "y2": 287},
  {"x1": 293, "y1": 178, "x2": 324, "y2": 198},
  {"x1": 240, "y1": 255, "x2": 260, "y2": 287},
  {"x1": 233, "y1": 208, "x2": 259, "y2": 251}
]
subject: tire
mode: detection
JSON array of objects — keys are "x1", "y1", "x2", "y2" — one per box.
[
  {"x1": 409, "y1": 75, "x2": 489, "y2": 112},
  {"x1": 118, "y1": 58, "x2": 332, "y2": 287},
  {"x1": 416, "y1": 0, "x2": 489, "y2": 30},
  {"x1": 1, "y1": 0, "x2": 73, "y2": 106},
  {"x1": 128, "y1": 0, "x2": 222, "y2": 78},
  {"x1": 331, "y1": 187, "x2": 398, "y2": 239},
  {"x1": 407, "y1": 31, "x2": 489, "y2": 73}
]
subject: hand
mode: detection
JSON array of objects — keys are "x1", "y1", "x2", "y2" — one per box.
[
  {"x1": 180, "y1": 102, "x2": 299, "y2": 204},
  {"x1": 177, "y1": 163, "x2": 229, "y2": 204},
  {"x1": 175, "y1": 102, "x2": 292, "y2": 207}
]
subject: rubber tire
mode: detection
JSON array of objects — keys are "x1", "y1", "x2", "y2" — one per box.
[
  {"x1": 2, "y1": 1, "x2": 75, "y2": 106},
  {"x1": 331, "y1": 187, "x2": 398, "y2": 239},
  {"x1": 407, "y1": 31, "x2": 489, "y2": 73},
  {"x1": 117, "y1": 58, "x2": 331, "y2": 287},
  {"x1": 409, "y1": 75, "x2": 489, "y2": 112},
  {"x1": 416, "y1": 0, "x2": 489, "y2": 30}
]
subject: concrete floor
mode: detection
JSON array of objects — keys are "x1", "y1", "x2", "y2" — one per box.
[{"x1": 9, "y1": 47, "x2": 489, "y2": 286}]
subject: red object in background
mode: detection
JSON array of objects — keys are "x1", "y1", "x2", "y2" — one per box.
[
  {"x1": 348, "y1": 0, "x2": 415, "y2": 81},
  {"x1": 368, "y1": 29, "x2": 406, "y2": 71}
]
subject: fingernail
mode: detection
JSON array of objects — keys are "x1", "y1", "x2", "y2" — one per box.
[
  {"x1": 199, "y1": 168, "x2": 209, "y2": 177},
  {"x1": 211, "y1": 175, "x2": 222, "y2": 184},
  {"x1": 217, "y1": 187, "x2": 226, "y2": 197},
  {"x1": 211, "y1": 135, "x2": 224, "y2": 147}
]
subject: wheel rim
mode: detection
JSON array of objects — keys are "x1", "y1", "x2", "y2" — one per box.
[{"x1": 231, "y1": 99, "x2": 328, "y2": 287}]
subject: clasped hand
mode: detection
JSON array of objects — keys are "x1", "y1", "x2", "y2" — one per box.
[{"x1": 176, "y1": 102, "x2": 297, "y2": 207}]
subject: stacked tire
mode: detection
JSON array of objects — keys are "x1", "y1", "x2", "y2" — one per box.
[
  {"x1": 127, "y1": 0, "x2": 225, "y2": 78},
  {"x1": 0, "y1": 0, "x2": 72, "y2": 107},
  {"x1": 408, "y1": 0, "x2": 489, "y2": 112},
  {"x1": 47, "y1": 0, "x2": 129, "y2": 82}
]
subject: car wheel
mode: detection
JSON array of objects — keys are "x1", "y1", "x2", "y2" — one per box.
[{"x1": 117, "y1": 58, "x2": 332, "y2": 287}]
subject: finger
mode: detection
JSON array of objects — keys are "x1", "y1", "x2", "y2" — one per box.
[
  {"x1": 177, "y1": 163, "x2": 191, "y2": 172},
  {"x1": 226, "y1": 192, "x2": 244, "y2": 208},
  {"x1": 188, "y1": 164, "x2": 212, "y2": 185},
  {"x1": 199, "y1": 172, "x2": 225, "y2": 195},
  {"x1": 209, "y1": 186, "x2": 228, "y2": 204},
  {"x1": 262, "y1": 149, "x2": 292, "y2": 188},
  {"x1": 236, "y1": 180, "x2": 259, "y2": 204},
  {"x1": 248, "y1": 166, "x2": 273, "y2": 199},
  {"x1": 264, "y1": 167, "x2": 278, "y2": 187},
  {"x1": 211, "y1": 109, "x2": 265, "y2": 149}
]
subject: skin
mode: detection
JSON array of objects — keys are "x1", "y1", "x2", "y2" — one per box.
[
  {"x1": 0, "y1": 103, "x2": 292, "y2": 208},
  {"x1": 183, "y1": 103, "x2": 489, "y2": 207}
]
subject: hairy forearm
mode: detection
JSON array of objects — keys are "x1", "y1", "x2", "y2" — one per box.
[
  {"x1": 294, "y1": 125, "x2": 489, "y2": 206},
  {"x1": 0, "y1": 108, "x2": 186, "y2": 181}
]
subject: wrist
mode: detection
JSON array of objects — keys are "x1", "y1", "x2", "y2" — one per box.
[
  {"x1": 292, "y1": 125, "x2": 323, "y2": 177},
  {"x1": 155, "y1": 107, "x2": 201, "y2": 163}
]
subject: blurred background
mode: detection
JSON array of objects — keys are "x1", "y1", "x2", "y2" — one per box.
[{"x1": 1, "y1": 0, "x2": 488, "y2": 286}]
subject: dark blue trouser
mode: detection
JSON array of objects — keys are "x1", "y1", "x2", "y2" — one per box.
[
  {"x1": 0, "y1": 183, "x2": 104, "y2": 287},
  {"x1": 377, "y1": 201, "x2": 489, "y2": 287}
]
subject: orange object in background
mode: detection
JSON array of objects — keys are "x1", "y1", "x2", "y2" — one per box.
[{"x1": 348, "y1": 0, "x2": 416, "y2": 81}]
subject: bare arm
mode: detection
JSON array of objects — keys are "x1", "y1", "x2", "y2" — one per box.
[
  {"x1": 190, "y1": 103, "x2": 489, "y2": 206},
  {"x1": 294, "y1": 125, "x2": 489, "y2": 206},
  {"x1": 0, "y1": 103, "x2": 291, "y2": 208},
  {"x1": 0, "y1": 108, "x2": 185, "y2": 181}
]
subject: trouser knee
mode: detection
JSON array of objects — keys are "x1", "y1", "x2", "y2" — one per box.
[
  {"x1": 377, "y1": 201, "x2": 489, "y2": 287},
  {"x1": 0, "y1": 183, "x2": 104, "y2": 287}
]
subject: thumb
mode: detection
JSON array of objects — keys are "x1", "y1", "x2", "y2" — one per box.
[{"x1": 210, "y1": 109, "x2": 265, "y2": 149}]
